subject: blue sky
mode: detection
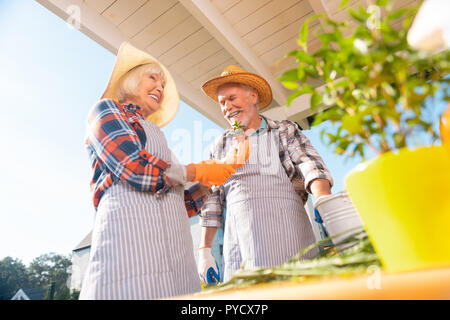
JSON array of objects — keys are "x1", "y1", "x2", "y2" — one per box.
[{"x1": 1, "y1": 0, "x2": 444, "y2": 265}]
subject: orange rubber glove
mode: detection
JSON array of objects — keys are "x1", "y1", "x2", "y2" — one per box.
[
  {"x1": 186, "y1": 137, "x2": 250, "y2": 186},
  {"x1": 186, "y1": 160, "x2": 236, "y2": 186}
]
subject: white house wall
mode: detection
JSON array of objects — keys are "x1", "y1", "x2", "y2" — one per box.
[{"x1": 70, "y1": 247, "x2": 90, "y2": 292}]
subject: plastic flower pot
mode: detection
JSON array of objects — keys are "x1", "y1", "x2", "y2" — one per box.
[
  {"x1": 345, "y1": 145, "x2": 450, "y2": 273},
  {"x1": 314, "y1": 191, "x2": 365, "y2": 251}
]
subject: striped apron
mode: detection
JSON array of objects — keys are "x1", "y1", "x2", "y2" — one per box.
[
  {"x1": 222, "y1": 128, "x2": 318, "y2": 282},
  {"x1": 80, "y1": 119, "x2": 201, "y2": 300}
]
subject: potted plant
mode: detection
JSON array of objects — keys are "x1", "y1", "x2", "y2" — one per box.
[{"x1": 278, "y1": 0, "x2": 450, "y2": 273}]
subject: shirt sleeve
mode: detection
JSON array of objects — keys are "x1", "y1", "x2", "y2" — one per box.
[
  {"x1": 86, "y1": 99, "x2": 169, "y2": 193},
  {"x1": 198, "y1": 138, "x2": 226, "y2": 228},
  {"x1": 285, "y1": 121, "x2": 334, "y2": 193},
  {"x1": 184, "y1": 183, "x2": 211, "y2": 217},
  {"x1": 199, "y1": 185, "x2": 225, "y2": 228}
]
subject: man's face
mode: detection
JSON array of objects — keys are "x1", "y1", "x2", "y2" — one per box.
[{"x1": 218, "y1": 83, "x2": 259, "y2": 128}]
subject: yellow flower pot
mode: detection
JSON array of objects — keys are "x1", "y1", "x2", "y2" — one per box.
[{"x1": 345, "y1": 145, "x2": 450, "y2": 273}]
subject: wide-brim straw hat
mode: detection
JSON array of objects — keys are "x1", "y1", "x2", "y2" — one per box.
[
  {"x1": 201, "y1": 65, "x2": 272, "y2": 110},
  {"x1": 101, "y1": 42, "x2": 179, "y2": 127}
]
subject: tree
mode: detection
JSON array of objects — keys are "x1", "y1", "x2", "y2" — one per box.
[
  {"x1": 278, "y1": 0, "x2": 449, "y2": 159},
  {"x1": 27, "y1": 253, "x2": 72, "y2": 300},
  {"x1": 0, "y1": 257, "x2": 31, "y2": 300}
]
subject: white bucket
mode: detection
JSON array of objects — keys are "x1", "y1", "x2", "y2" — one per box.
[{"x1": 315, "y1": 191, "x2": 366, "y2": 251}]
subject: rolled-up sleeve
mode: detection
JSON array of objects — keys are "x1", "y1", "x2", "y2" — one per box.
[
  {"x1": 184, "y1": 183, "x2": 211, "y2": 217},
  {"x1": 199, "y1": 185, "x2": 225, "y2": 228},
  {"x1": 285, "y1": 121, "x2": 334, "y2": 193}
]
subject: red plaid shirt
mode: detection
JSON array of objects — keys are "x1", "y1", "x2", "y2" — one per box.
[{"x1": 86, "y1": 99, "x2": 207, "y2": 217}]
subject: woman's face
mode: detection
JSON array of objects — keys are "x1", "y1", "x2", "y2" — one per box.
[{"x1": 136, "y1": 72, "x2": 165, "y2": 118}]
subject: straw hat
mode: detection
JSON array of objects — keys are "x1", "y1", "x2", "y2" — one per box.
[
  {"x1": 101, "y1": 42, "x2": 179, "y2": 127},
  {"x1": 201, "y1": 65, "x2": 273, "y2": 110}
]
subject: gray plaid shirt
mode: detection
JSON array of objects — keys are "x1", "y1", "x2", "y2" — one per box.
[{"x1": 200, "y1": 115, "x2": 334, "y2": 228}]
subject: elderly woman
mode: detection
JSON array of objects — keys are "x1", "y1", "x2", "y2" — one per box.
[{"x1": 80, "y1": 43, "x2": 243, "y2": 300}]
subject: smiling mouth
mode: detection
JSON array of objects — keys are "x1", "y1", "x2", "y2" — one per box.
[
  {"x1": 148, "y1": 94, "x2": 160, "y2": 102},
  {"x1": 228, "y1": 111, "x2": 241, "y2": 119}
]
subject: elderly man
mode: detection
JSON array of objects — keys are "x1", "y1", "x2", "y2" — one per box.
[{"x1": 197, "y1": 65, "x2": 334, "y2": 283}]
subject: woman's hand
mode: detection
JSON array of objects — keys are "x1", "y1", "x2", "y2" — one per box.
[
  {"x1": 186, "y1": 160, "x2": 236, "y2": 187},
  {"x1": 185, "y1": 138, "x2": 250, "y2": 187},
  {"x1": 164, "y1": 164, "x2": 187, "y2": 187},
  {"x1": 163, "y1": 174, "x2": 175, "y2": 187}
]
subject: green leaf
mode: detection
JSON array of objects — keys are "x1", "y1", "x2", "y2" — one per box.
[
  {"x1": 310, "y1": 93, "x2": 322, "y2": 110},
  {"x1": 376, "y1": 0, "x2": 388, "y2": 6},
  {"x1": 277, "y1": 69, "x2": 298, "y2": 82},
  {"x1": 282, "y1": 81, "x2": 300, "y2": 90},
  {"x1": 342, "y1": 114, "x2": 364, "y2": 135},
  {"x1": 348, "y1": 7, "x2": 366, "y2": 23},
  {"x1": 347, "y1": 68, "x2": 366, "y2": 83},
  {"x1": 386, "y1": 8, "x2": 408, "y2": 21},
  {"x1": 287, "y1": 84, "x2": 316, "y2": 106},
  {"x1": 298, "y1": 21, "x2": 309, "y2": 51},
  {"x1": 286, "y1": 49, "x2": 299, "y2": 58},
  {"x1": 402, "y1": 15, "x2": 414, "y2": 29},
  {"x1": 334, "y1": 79, "x2": 350, "y2": 88},
  {"x1": 318, "y1": 33, "x2": 337, "y2": 49},
  {"x1": 298, "y1": 84, "x2": 315, "y2": 94},
  {"x1": 339, "y1": 0, "x2": 350, "y2": 11},
  {"x1": 305, "y1": 65, "x2": 319, "y2": 77},
  {"x1": 295, "y1": 50, "x2": 316, "y2": 65},
  {"x1": 286, "y1": 91, "x2": 302, "y2": 107},
  {"x1": 297, "y1": 67, "x2": 306, "y2": 82}
]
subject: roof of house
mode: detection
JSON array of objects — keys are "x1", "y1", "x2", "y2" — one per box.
[
  {"x1": 73, "y1": 231, "x2": 92, "y2": 251},
  {"x1": 20, "y1": 288, "x2": 47, "y2": 300}
]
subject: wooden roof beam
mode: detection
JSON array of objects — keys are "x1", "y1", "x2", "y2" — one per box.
[
  {"x1": 36, "y1": 0, "x2": 229, "y2": 128},
  {"x1": 179, "y1": 0, "x2": 291, "y2": 107}
]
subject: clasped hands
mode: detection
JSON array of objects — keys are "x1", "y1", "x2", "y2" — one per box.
[{"x1": 164, "y1": 137, "x2": 250, "y2": 188}]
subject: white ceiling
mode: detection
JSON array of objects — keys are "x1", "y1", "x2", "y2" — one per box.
[{"x1": 37, "y1": 0, "x2": 420, "y2": 129}]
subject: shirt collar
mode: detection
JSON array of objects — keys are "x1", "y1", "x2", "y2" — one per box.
[
  {"x1": 250, "y1": 116, "x2": 267, "y2": 136},
  {"x1": 259, "y1": 114, "x2": 280, "y2": 129},
  {"x1": 225, "y1": 114, "x2": 276, "y2": 139},
  {"x1": 123, "y1": 103, "x2": 144, "y2": 118}
]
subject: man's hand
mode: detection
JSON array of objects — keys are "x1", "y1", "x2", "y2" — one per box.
[
  {"x1": 198, "y1": 247, "x2": 220, "y2": 284},
  {"x1": 310, "y1": 178, "x2": 332, "y2": 199}
]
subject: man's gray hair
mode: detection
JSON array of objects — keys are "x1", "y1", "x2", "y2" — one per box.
[
  {"x1": 116, "y1": 63, "x2": 166, "y2": 103},
  {"x1": 219, "y1": 82, "x2": 260, "y2": 110},
  {"x1": 239, "y1": 83, "x2": 260, "y2": 109}
]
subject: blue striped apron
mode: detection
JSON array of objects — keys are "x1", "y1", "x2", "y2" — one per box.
[
  {"x1": 79, "y1": 119, "x2": 201, "y2": 299},
  {"x1": 222, "y1": 128, "x2": 318, "y2": 282}
]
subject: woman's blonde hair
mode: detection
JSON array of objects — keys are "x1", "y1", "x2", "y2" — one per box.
[{"x1": 116, "y1": 63, "x2": 166, "y2": 103}]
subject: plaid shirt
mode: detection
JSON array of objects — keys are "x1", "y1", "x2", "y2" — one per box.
[
  {"x1": 86, "y1": 99, "x2": 207, "y2": 216},
  {"x1": 200, "y1": 115, "x2": 334, "y2": 228}
]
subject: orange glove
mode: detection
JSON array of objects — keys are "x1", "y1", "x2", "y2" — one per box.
[
  {"x1": 222, "y1": 136, "x2": 251, "y2": 169},
  {"x1": 186, "y1": 160, "x2": 236, "y2": 186},
  {"x1": 186, "y1": 137, "x2": 250, "y2": 187}
]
